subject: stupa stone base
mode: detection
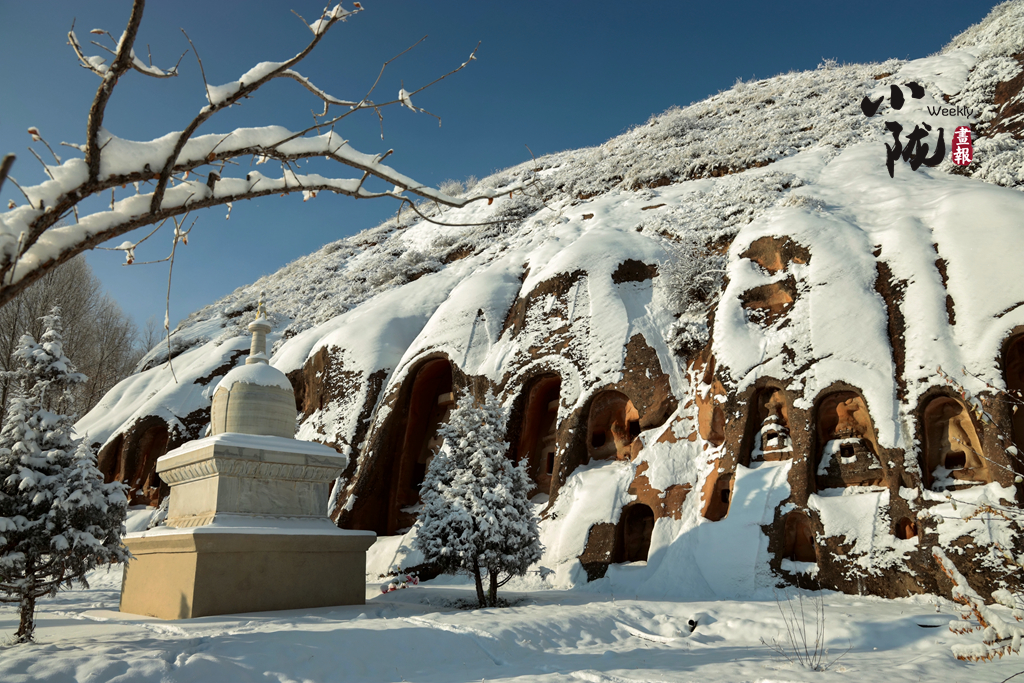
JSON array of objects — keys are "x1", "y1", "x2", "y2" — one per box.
[{"x1": 120, "y1": 522, "x2": 376, "y2": 619}]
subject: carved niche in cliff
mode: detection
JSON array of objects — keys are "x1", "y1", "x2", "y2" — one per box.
[
  {"x1": 783, "y1": 513, "x2": 817, "y2": 563},
  {"x1": 387, "y1": 357, "x2": 454, "y2": 534},
  {"x1": 511, "y1": 374, "x2": 561, "y2": 497},
  {"x1": 745, "y1": 387, "x2": 793, "y2": 463},
  {"x1": 702, "y1": 471, "x2": 734, "y2": 522},
  {"x1": 921, "y1": 395, "x2": 989, "y2": 491},
  {"x1": 587, "y1": 390, "x2": 641, "y2": 462},
  {"x1": 815, "y1": 391, "x2": 885, "y2": 489}
]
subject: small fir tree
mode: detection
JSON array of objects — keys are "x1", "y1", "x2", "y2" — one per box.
[
  {"x1": 414, "y1": 391, "x2": 542, "y2": 608},
  {"x1": 0, "y1": 308, "x2": 129, "y2": 643}
]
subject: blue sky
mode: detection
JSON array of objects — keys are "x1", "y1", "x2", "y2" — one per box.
[{"x1": 0, "y1": 0, "x2": 999, "y2": 331}]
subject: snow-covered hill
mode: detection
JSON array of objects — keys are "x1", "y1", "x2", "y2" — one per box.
[{"x1": 80, "y1": 1, "x2": 1024, "y2": 603}]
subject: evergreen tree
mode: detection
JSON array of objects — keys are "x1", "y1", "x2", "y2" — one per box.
[
  {"x1": 414, "y1": 391, "x2": 542, "y2": 607},
  {"x1": 0, "y1": 307, "x2": 129, "y2": 643}
]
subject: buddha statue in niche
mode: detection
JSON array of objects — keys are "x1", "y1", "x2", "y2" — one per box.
[
  {"x1": 922, "y1": 396, "x2": 989, "y2": 490},
  {"x1": 752, "y1": 389, "x2": 792, "y2": 461},
  {"x1": 815, "y1": 392, "x2": 885, "y2": 489}
]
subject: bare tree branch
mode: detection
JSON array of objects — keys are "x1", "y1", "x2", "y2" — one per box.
[
  {"x1": 0, "y1": 155, "x2": 15, "y2": 196},
  {"x1": 0, "y1": 1, "x2": 516, "y2": 310}
]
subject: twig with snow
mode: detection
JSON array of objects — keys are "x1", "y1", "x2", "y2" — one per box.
[
  {"x1": 934, "y1": 547, "x2": 1024, "y2": 661},
  {"x1": 0, "y1": 0, "x2": 508, "y2": 309}
]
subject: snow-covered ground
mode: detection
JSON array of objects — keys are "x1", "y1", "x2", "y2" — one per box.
[{"x1": 0, "y1": 561, "x2": 1016, "y2": 683}]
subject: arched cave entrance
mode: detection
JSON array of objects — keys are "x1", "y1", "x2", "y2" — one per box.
[
  {"x1": 588, "y1": 390, "x2": 640, "y2": 461},
  {"x1": 921, "y1": 395, "x2": 988, "y2": 490},
  {"x1": 1004, "y1": 335, "x2": 1024, "y2": 469},
  {"x1": 616, "y1": 503, "x2": 655, "y2": 563},
  {"x1": 815, "y1": 391, "x2": 884, "y2": 489},
  {"x1": 388, "y1": 358, "x2": 454, "y2": 534},
  {"x1": 744, "y1": 387, "x2": 792, "y2": 463},
  {"x1": 783, "y1": 514, "x2": 817, "y2": 563},
  {"x1": 512, "y1": 374, "x2": 561, "y2": 496}
]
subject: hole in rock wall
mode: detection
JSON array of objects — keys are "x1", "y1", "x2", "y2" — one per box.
[
  {"x1": 587, "y1": 391, "x2": 640, "y2": 461},
  {"x1": 512, "y1": 374, "x2": 562, "y2": 495},
  {"x1": 702, "y1": 472, "x2": 733, "y2": 522},
  {"x1": 1004, "y1": 335, "x2": 1024, "y2": 464},
  {"x1": 616, "y1": 504, "x2": 655, "y2": 563},
  {"x1": 745, "y1": 387, "x2": 792, "y2": 463},
  {"x1": 894, "y1": 517, "x2": 918, "y2": 540},
  {"x1": 390, "y1": 358, "x2": 454, "y2": 533},
  {"x1": 945, "y1": 453, "x2": 967, "y2": 469},
  {"x1": 783, "y1": 514, "x2": 817, "y2": 563},
  {"x1": 922, "y1": 395, "x2": 988, "y2": 490},
  {"x1": 815, "y1": 391, "x2": 885, "y2": 489}
]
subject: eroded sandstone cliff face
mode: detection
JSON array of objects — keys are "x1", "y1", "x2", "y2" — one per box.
[{"x1": 80, "y1": 2, "x2": 1024, "y2": 602}]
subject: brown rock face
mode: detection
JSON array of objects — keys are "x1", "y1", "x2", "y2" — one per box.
[
  {"x1": 740, "y1": 235, "x2": 810, "y2": 275},
  {"x1": 740, "y1": 277, "x2": 797, "y2": 326},
  {"x1": 981, "y1": 51, "x2": 1024, "y2": 139},
  {"x1": 97, "y1": 416, "x2": 171, "y2": 506}
]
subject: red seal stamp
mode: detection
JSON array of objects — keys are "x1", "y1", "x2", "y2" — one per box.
[{"x1": 952, "y1": 125, "x2": 973, "y2": 166}]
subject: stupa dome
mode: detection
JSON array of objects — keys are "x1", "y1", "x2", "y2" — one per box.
[{"x1": 210, "y1": 295, "x2": 296, "y2": 438}]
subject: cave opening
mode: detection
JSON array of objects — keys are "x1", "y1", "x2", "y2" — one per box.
[
  {"x1": 783, "y1": 514, "x2": 816, "y2": 563},
  {"x1": 587, "y1": 390, "x2": 640, "y2": 461},
  {"x1": 617, "y1": 504, "x2": 655, "y2": 563},
  {"x1": 388, "y1": 358, "x2": 454, "y2": 534}
]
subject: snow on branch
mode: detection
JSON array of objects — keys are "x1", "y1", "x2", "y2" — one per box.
[
  {"x1": 934, "y1": 548, "x2": 1024, "y2": 661},
  {"x1": 0, "y1": 0, "x2": 508, "y2": 309}
]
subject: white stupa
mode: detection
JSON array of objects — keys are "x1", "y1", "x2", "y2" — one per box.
[
  {"x1": 209, "y1": 294, "x2": 296, "y2": 438},
  {"x1": 119, "y1": 293, "x2": 375, "y2": 620}
]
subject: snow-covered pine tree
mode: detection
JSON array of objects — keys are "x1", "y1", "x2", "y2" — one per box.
[
  {"x1": 413, "y1": 391, "x2": 542, "y2": 608},
  {"x1": 0, "y1": 307, "x2": 129, "y2": 643}
]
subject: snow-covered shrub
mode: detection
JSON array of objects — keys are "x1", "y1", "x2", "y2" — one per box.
[
  {"x1": 935, "y1": 547, "x2": 1024, "y2": 661},
  {"x1": 413, "y1": 391, "x2": 541, "y2": 608},
  {"x1": 494, "y1": 192, "x2": 546, "y2": 233},
  {"x1": 658, "y1": 235, "x2": 726, "y2": 355},
  {"x1": 438, "y1": 176, "x2": 478, "y2": 197},
  {"x1": 0, "y1": 308, "x2": 129, "y2": 643}
]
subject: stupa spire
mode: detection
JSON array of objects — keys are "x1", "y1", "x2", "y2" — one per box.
[{"x1": 246, "y1": 290, "x2": 272, "y2": 365}]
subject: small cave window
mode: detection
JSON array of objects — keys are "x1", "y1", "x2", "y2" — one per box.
[
  {"x1": 628, "y1": 420, "x2": 641, "y2": 440},
  {"x1": 546, "y1": 451, "x2": 555, "y2": 475},
  {"x1": 944, "y1": 452, "x2": 967, "y2": 470},
  {"x1": 839, "y1": 445, "x2": 854, "y2": 461},
  {"x1": 591, "y1": 431, "x2": 606, "y2": 448},
  {"x1": 720, "y1": 488, "x2": 730, "y2": 504},
  {"x1": 895, "y1": 517, "x2": 918, "y2": 540}
]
